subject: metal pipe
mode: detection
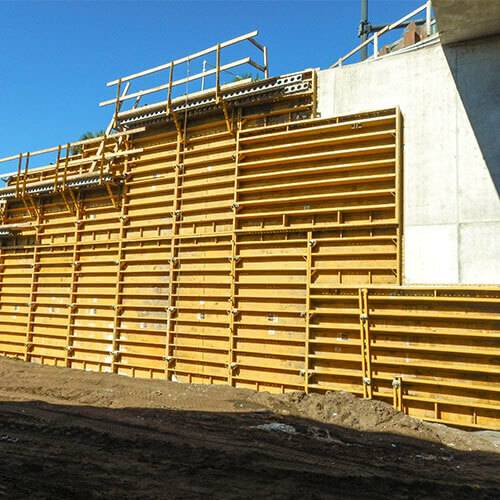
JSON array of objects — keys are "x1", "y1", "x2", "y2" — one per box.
[
  {"x1": 425, "y1": 0, "x2": 432, "y2": 36},
  {"x1": 369, "y1": 19, "x2": 426, "y2": 32},
  {"x1": 360, "y1": 0, "x2": 368, "y2": 61},
  {"x1": 201, "y1": 60, "x2": 207, "y2": 91}
]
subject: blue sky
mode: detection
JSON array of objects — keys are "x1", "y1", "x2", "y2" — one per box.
[{"x1": 0, "y1": 0, "x2": 422, "y2": 172}]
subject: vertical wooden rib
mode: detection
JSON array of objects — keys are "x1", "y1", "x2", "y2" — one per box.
[
  {"x1": 64, "y1": 195, "x2": 82, "y2": 368},
  {"x1": 166, "y1": 130, "x2": 185, "y2": 380}
]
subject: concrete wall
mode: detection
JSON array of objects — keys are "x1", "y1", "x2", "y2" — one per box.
[{"x1": 317, "y1": 35, "x2": 500, "y2": 284}]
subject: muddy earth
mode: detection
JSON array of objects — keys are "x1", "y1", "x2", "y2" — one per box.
[{"x1": 0, "y1": 357, "x2": 498, "y2": 499}]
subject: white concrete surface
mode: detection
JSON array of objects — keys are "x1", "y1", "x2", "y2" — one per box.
[
  {"x1": 433, "y1": 0, "x2": 500, "y2": 45},
  {"x1": 459, "y1": 222, "x2": 500, "y2": 283},
  {"x1": 317, "y1": 35, "x2": 500, "y2": 284},
  {"x1": 405, "y1": 225, "x2": 459, "y2": 283}
]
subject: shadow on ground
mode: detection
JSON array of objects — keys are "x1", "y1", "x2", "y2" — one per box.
[{"x1": 0, "y1": 400, "x2": 499, "y2": 500}]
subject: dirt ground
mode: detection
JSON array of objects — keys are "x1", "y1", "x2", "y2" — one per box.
[{"x1": 0, "y1": 358, "x2": 498, "y2": 499}]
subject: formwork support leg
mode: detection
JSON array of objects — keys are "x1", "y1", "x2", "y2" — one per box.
[
  {"x1": 228, "y1": 112, "x2": 242, "y2": 386},
  {"x1": 304, "y1": 230, "x2": 313, "y2": 393},
  {"x1": 110, "y1": 147, "x2": 131, "y2": 374},
  {"x1": 64, "y1": 195, "x2": 83, "y2": 368},
  {"x1": 392, "y1": 377, "x2": 403, "y2": 412},
  {"x1": 24, "y1": 204, "x2": 42, "y2": 362},
  {"x1": 395, "y1": 107, "x2": 404, "y2": 284},
  {"x1": 165, "y1": 130, "x2": 184, "y2": 380},
  {"x1": 359, "y1": 288, "x2": 373, "y2": 399}
]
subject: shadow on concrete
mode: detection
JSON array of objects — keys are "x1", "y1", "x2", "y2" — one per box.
[
  {"x1": 442, "y1": 34, "x2": 500, "y2": 194},
  {"x1": 0, "y1": 400, "x2": 499, "y2": 499}
]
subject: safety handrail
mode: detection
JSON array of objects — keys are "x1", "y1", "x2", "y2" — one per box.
[
  {"x1": 0, "y1": 126, "x2": 145, "y2": 181},
  {"x1": 331, "y1": 1, "x2": 433, "y2": 68},
  {"x1": 99, "y1": 30, "x2": 269, "y2": 109}
]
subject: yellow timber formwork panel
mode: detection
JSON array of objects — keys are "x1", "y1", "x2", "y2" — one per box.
[
  {"x1": 0, "y1": 242, "x2": 32, "y2": 358},
  {"x1": 308, "y1": 286, "x2": 500, "y2": 430},
  {"x1": 112, "y1": 129, "x2": 176, "y2": 379},
  {"x1": 1, "y1": 100, "x2": 499, "y2": 429},
  {"x1": 236, "y1": 112, "x2": 400, "y2": 286},
  {"x1": 169, "y1": 118, "x2": 235, "y2": 385},
  {"x1": 65, "y1": 189, "x2": 120, "y2": 373},
  {"x1": 229, "y1": 108, "x2": 400, "y2": 393},
  {"x1": 366, "y1": 287, "x2": 500, "y2": 429}
]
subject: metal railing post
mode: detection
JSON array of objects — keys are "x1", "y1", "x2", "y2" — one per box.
[{"x1": 426, "y1": 0, "x2": 432, "y2": 36}]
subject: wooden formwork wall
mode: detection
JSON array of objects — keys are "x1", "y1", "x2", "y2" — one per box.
[
  {"x1": 309, "y1": 286, "x2": 499, "y2": 429},
  {"x1": 0, "y1": 102, "x2": 499, "y2": 430}
]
